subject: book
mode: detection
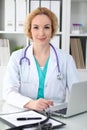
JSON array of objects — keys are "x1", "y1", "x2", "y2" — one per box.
[
  {"x1": 86, "y1": 40, "x2": 87, "y2": 69},
  {"x1": 70, "y1": 38, "x2": 85, "y2": 69},
  {"x1": 0, "y1": 39, "x2": 10, "y2": 66},
  {"x1": 5, "y1": 0, "x2": 15, "y2": 31},
  {"x1": 16, "y1": 0, "x2": 27, "y2": 32},
  {"x1": 77, "y1": 38, "x2": 85, "y2": 68},
  {"x1": 51, "y1": 0, "x2": 61, "y2": 32},
  {"x1": 41, "y1": 0, "x2": 51, "y2": 9},
  {"x1": 30, "y1": 0, "x2": 39, "y2": 12}
]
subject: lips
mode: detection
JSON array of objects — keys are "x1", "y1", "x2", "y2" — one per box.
[{"x1": 38, "y1": 37, "x2": 46, "y2": 41}]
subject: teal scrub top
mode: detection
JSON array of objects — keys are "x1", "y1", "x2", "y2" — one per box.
[{"x1": 34, "y1": 56, "x2": 49, "y2": 99}]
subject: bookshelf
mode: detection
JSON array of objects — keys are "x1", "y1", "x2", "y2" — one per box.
[{"x1": 65, "y1": 0, "x2": 87, "y2": 79}]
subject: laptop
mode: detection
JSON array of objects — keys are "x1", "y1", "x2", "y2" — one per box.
[{"x1": 48, "y1": 81, "x2": 87, "y2": 118}]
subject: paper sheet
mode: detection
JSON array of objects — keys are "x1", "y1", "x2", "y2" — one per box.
[{"x1": 0, "y1": 110, "x2": 64, "y2": 129}]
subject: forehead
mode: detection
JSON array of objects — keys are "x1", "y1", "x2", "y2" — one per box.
[{"x1": 31, "y1": 14, "x2": 51, "y2": 25}]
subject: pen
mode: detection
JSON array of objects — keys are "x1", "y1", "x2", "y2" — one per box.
[{"x1": 17, "y1": 117, "x2": 42, "y2": 121}]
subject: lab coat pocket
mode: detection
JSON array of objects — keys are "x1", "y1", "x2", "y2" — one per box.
[
  {"x1": 20, "y1": 81, "x2": 38, "y2": 98},
  {"x1": 20, "y1": 63, "x2": 30, "y2": 83}
]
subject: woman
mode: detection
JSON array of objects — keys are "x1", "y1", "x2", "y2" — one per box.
[{"x1": 3, "y1": 7, "x2": 79, "y2": 111}]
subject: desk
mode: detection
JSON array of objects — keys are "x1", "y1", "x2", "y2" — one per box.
[{"x1": 0, "y1": 100, "x2": 87, "y2": 130}]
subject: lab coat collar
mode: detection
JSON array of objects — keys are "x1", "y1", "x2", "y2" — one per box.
[{"x1": 25, "y1": 44, "x2": 57, "y2": 84}]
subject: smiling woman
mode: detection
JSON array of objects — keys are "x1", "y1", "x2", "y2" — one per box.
[{"x1": 3, "y1": 7, "x2": 79, "y2": 111}]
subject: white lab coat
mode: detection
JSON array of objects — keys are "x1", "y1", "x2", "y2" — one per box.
[{"x1": 3, "y1": 45, "x2": 79, "y2": 108}]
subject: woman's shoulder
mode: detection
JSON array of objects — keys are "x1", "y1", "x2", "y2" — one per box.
[
  {"x1": 11, "y1": 46, "x2": 30, "y2": 59},
  {"x1": 56, "y1": 48, "x2": 72, "y2": 58}
]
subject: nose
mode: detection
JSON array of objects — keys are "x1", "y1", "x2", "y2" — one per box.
[{"x1": 39, "y1": 28, "x2": 45, "y2": 36}]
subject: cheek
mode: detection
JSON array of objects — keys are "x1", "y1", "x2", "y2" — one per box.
[
  {"x1": 47, "y1": 32, "x2": 52, "y2": 38},
  {"x1": 31, "y1": 30, "x2": 37, "y2": 38}
]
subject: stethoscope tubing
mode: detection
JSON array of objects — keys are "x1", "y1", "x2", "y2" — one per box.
[
  {"x1": 49, "y1": 43, "x2": 61, "y2": 74},
  {"x1": 19, "y1": 43, "x2": 62, "y2": 80}
]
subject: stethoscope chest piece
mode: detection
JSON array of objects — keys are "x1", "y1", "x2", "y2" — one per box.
[{"x1": 57, "y1": 72, "x2": 63, "y2": 80}]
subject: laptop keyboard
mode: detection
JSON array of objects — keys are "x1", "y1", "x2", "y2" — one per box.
[{"x1": 55, "y1": 108, "x2": 67, "y2": 114}]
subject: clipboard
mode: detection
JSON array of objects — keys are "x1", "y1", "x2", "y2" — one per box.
[{"x1": 0, "y1": 110, "x2": 66, "y2": 129}]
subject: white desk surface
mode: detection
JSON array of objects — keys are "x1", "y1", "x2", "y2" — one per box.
[{"x1": 0, "y1": 100, "x2": 87, "y2": 130}]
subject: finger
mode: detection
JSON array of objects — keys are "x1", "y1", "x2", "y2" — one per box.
[{"x1": 42, "y1": 99, "x2": 53, "y2": 106}]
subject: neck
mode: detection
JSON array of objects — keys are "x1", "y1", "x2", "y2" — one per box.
[
  {"x1": 33, "y1": 43, "x2": 50, "y2": 56},
  {"x1": 33, "y1": 43, "x2": 50, "y2": 66}
]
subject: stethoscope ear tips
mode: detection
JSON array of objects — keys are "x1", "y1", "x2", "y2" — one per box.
[{"x1": 57, "y1": 73, "x2": 63, "y2": 80}]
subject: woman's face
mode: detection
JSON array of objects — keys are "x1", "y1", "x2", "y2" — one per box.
[{"x1": 31, "y1": 14, "x2": 52, "y2": 45}]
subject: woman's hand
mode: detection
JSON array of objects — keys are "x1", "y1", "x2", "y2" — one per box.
[{"x1": 24, "y1": 98, "x2": 53, "y2": 111}]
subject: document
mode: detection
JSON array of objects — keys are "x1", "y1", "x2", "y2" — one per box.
[{"x1": 0, "y1": 110, "x2": 65, "y2": 129}]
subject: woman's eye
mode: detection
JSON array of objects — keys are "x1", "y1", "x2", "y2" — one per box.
[
  {"x1": 44, "y1": 26, "x2": 50, "y2": 29},
  {"x1": 33, "y1": 26, "x2": 38, "y2": 29}
]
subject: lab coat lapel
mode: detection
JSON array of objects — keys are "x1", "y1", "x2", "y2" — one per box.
[
  {"x1": 45, "y1": 46, "x2": 57, "y2": 84},
  {"x1": 26, "y1": 45, "x2": 39, "y2": 82}
]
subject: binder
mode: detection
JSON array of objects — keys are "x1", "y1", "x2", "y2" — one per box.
[
  {"x1": 41, "y1": 0, "x2": 51, "y2": 9},
  {"x1": 86, "y1": 40, "x2": 87, "y2": 69},
  {"x1": 0, "y1": 39, "x2": 10, "y2": 66},
  {"x1": 77, "y1": 38, "x2": 85, "y2": 68},
  {"x1": 16, "y1": 0, "x2": 27, "y2": 32},
  {"x1": 70, "y1": 38, "x2": 80, "y2": 68},
  {"x1": 70, "y1": 38, "x2": 85, "y2": 69},
  {"x1": 30, "y1": 0, "x2": 39, "y2": 12},
  {"x1": 51, "y1": 1, "x2": 60, "y2": 33},
  {"x1": 5, "y1": 0, "x2": 15, "y2": 31}
]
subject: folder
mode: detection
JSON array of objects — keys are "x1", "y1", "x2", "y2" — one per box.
[
  {"x1": 51, "y1": 1, "x2": 61, "y2": 33},
  {"x1": 70, "y1": 38, "x2": 81, "y2": 68},
  {"x1": 41, "y1": 0, "x2": 51, "y2": 9},
  {"x1": 70, "y1": 38, "x2": 85, "y2": 69},
  {"x1": 5, "y1": 0, "x2": 15, "y2": 31},
  {"x1": 0, "y1": 110, "x2": 65, "y2": 129},
  {"x1": 86, "y1": 40, "x2": 87, "y2": 69},
  {"x1": 77, "y1": 38, "x2": 85, "y2": 68},
  {"x1": 0, "y1": 39, "x2": 10, "y2": 66},
  {"x1": 30, "y1": 0, "x2": 39, "y2": 12},
  {"x1": 16, "y1": 0, "x2": 27, "y2": 32}
]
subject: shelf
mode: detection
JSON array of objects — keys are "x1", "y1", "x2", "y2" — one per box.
[
  {"x1": 71, "y1": 0, "x2": 87, "y2": 2},
  {"x1": 0, "y1": 31, "x2": 24, "y2": 34},
  {"x1": 70, "y1": 33, "x2": 87, "y2": 37},
  {"x1": 78, "y1": 69, "x2": 87, "y2": 72}
]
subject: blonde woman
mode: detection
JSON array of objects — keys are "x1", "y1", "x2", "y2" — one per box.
[{"x1": 3, "y1": 7, "x2": 79, "y2": 111}]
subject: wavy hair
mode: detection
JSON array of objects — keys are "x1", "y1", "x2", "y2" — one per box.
[{"x1": 24, "y1": 7, "x2": 58, "y2": 40}]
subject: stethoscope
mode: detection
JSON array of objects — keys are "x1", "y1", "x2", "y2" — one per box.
[{"x1": 19, "y1": 43, "x2": 63, "y2": 80}]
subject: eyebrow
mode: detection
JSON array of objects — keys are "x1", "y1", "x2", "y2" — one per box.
[{"x1": 32, "y1": 24, "x2": 51, "y2": 26}]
